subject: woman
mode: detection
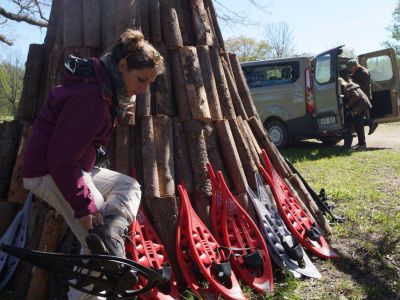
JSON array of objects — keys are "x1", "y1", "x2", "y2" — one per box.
[{"x1": 21, "y1": 29, "x2": 164, "y2": 261}]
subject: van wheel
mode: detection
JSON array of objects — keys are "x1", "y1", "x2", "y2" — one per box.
[
  {"x1": 320, "y1": 136, "x2": 342, "y2": 146},
  {"x1": 265, "y1": 120, "x2": 288, "y2": 149}
]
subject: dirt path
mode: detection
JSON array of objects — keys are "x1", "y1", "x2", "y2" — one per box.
[{"x1": 339, "y1": 122, "x2": 400, "y2": 150}]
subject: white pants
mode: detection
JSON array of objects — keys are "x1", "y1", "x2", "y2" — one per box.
[{"x1": 23, "y1": 166, "x2": 142, "y2": 300}]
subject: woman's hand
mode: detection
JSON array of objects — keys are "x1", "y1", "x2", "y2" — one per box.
[{"x1": 79, "y1": 212, "x2": 104, "y2": 230}]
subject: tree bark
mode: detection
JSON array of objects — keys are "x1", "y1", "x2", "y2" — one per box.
[
  {"x1": 214, "y1": 119, "x2": 247, "y2": 195},
  {"x1": 16, "y1": 44, "x2": 44, "y2": 122},
  {"x1": 160, "y1": 0, "x2": 183, "y2": 49},
  {"x1": 189, "y1": 0, "x2": 213, "y2": 45},
  {"x1": 149, "y1": 0, "x2": 162, "y2": 44},
  {"x1": 154, "y1": 45, "x2": 174, "y2": 116},
  {"x1": 63, "y1": 0, "x2": 83, "y2": 48},
  {"x1": 203, "y1": 0, "x2": 225, "y2": 50},
  {"x1": 169, "y1": 49, "x2": 191, "y2": 121},
  {"x1": 83, "y1": 0, "x2": 101, "y2": 48},
  {"x1": 115, "y1": 0, "x2": 136, "y2": 37},
  {"x1": 237, "y1": 117, "x2": 261, "y2": 167},
  {"x1": 135, "y1": 86, "x2": 151, "y2": 117},
  {"x1": 180, "y1": 46, "x2": 211, "y2": 122},
  {"x1": 140, "y1": 0, "x2": 150, "y2": 39},
  {"x1": 153, "y1": 115, "x2": 175, "y2": 197},
  {"x1": 172, "y1": 118, "x2": 194, "y2": 194},
  {"x1": 209, "y1": 46, "x2": 235, "y2": 119},
  {"x1": 175, "y1": 0, "x2": 196, "y2": 45},
  {"x1": 101, "y1": 0, "x2": 116, "y2": 50},
  {"x1": 183, "y1": 120, "x2": 211, "y2": 197},
  {"x1": 229, "y1": 53, "x2": 259, "y2": 119},
  {"x1": 197, "y1": 45, "x2": 223, "y2": 120}
]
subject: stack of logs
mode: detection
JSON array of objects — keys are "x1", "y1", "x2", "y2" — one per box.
[{"x1": 0, "y1": 0, "x2": 331, "y2": 298}]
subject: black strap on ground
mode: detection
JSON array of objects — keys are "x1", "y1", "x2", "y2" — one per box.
[
  {"x1": 0, "y1": 245, "x2": 163, "y2": 299},
  {"x1": 284, "y1": 157, "x2": 346, "y2": 223}
]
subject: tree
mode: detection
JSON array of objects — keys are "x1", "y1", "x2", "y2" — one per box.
[
  {"x1": 265, "y1": 22, "x2": 295, "y2": 59},
  {"x1": 225, "y1": 36, "x2": 271, "y2": 62},
  {"x1": 213, "y1": 0, "x2": 270, "y2": 25},
  {"x1": 0, "y1": 0, "x2": 51, "y2": 46},
  {"x1": 0, "y1": 57, "x2": 24, "y2": 116},
  {"x1": 382, "y1": 1, "x2": 400, "y2": 54}
]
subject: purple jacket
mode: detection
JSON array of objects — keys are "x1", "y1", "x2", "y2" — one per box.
[{"x1": 22, "y1": 58, "x2": 113, "y2": 218}]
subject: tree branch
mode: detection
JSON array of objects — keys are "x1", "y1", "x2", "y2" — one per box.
[
  {"x1": 0, "y1": 34, "x2": 13, "y2": 46},
  {"x1": 0, "y1": 5, "x2": 47, "y2": 27}
]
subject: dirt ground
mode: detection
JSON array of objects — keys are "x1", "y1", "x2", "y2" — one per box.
[{"x1": 338, "y1": 122, "x2": 400, "y2": 150}]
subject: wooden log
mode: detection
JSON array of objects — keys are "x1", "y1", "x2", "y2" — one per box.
[
  {"x1": 197, "y1": 45, "x2": 223, "y2": 120},
  {"x1": 121, "y1": 96, "x2": 136, "y2": 126},
  {"x1": 101, "y1": 0, "x2": 116, "y2": 50},
  {"x1": 153, "y1": 115, "x2": 175, "y2": 197},
  {"x1": 0, "y1": 121, "x2": 22, "y2": 201},
  {"x1": 236, "y1": 193, "x2": 257, "y2": 221},
  {"x1": 160, "y1": 0, "x2": 183, "y2": 49},
  {"x1": 135, "y1": 86, "x2": 151, "y2": 117},
  {"x1": 237, "y1": 117, "x2": 260, "y2": 167},
  {"x1": 140, "y1": 0, "x2": 150, "y2": 39},
  {"x1": 115, "y1": 0, "x2": 135, "y2": 37},
  {"x1": 7, "y1": 126, "x2": 33, "y2": 204},
  {"x1": 222, "y1": 59, "x2": 248, "y2": 119},
  {"x1": 183, "y1": 120, "x2": 211, "y2": 197},
  {"x1": 115, "y1": 125, "x2": 130, "y2": 175},
  {"x1": 63, "y1": 0, "x2": 83, "y2": 48},
  {"x1": 189, "y1": 0, "x2": 214, "y2": 46},
  {"x1": 149, "y1": 0, "x2": 162, "y2": 44},
  {"x1": 0, "y1": 202, "x2": 19, "y2": 236},
  {"x1": 175, "y1": 0, "x2": 196, "y2": 45},
  {"x1": 144, "y1": 196, "x2": 182, "y2": 281},
  {"x1": 179, "y1": 46, "x2": 211, "y2": 122},
  {"x1": 16, "y1": 44, "x2": 44, "y2": 122},
  {"x1": 203, "y1": 0, "x2": 225, "y2": 50},
  {"x1": 209, "y1": 46, "x2": 236, "y2": 119},
  {"x1": 43, "y1": 0, "x2": 60, "y2": 47},
  {"x1": 172, "y1": 118, "x2": 194, "y2": 194},
  {"x1": 243, "y1": 119, "x2": 262, "y2": 156},
  {"x1": 288, "y1": 175, "x2": 332, "y2": 235},
  {"x1": 83, "y1": 0, "x2": 101, "y2": 48},
  {"x1": 203, "y1": 122, "x2": 232, "y2": 189},
  {"x1": 169, "y1": 49, "x2": 191, "y2": 121},
  {"x1": 154, "y1": 46, "x2": 174, "y2": 116},
  {"x1": 214, "y1": 119, "x2": 247, "y2": 195},
  {"x1": 46, "y1": 48, "x2": 64, "y2": 91},
  {"x1": 248, "y1": 117, "x2": 291, "y2": 178},
  {"x1": 229, "y1": 53, "x2": 259, "y2": 119},
  {"x1": 229, "y1": 118, "x2": 257, "y2": 189},
  {"x1": 141, "y1": 116, "x2": 160, "y2": 198},
  {"x1": 192, "y1": 194, "x2": 212, "y2": 231},
  {"x1": 12, "y1": 201, "x2": 49, "y2": 299},
  {"x1": 25, "y1": 210, "x2": 64, "y2": 300}
]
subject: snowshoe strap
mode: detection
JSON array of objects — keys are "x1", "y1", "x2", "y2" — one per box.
[
  {"x1": 306, "y1": 224, "x2": 322, "y2": 241},
  {"x1": 210, "y1": 260, "x2": 232, "y2": 283},
  {"x1": 282, "y1": 239, "x2": 304, "y2": 261},
  {"x1": 0, "y1": 245, "x2": 162, "y2": 299},
  {"x1": 243, "y1": 251, "x2": 263, "y2": 269},
  {"x1": 153, "y1": 262, "x2": 172, "y2": 294}
]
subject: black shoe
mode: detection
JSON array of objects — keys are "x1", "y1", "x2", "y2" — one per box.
[
  {"x1": 368, "y1": 123, "x2": 378, "y2": 135},
  {"x1": 341, "y1": 145, "x2": 352, "y2": 151},
  {"x1": 354, "y1": 144, "x2": 366, "y2": 150},
  {"x1": 86, "y1": 215, "x2": 129, "y2": 258}
]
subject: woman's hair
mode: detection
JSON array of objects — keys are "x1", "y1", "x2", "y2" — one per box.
[{"x1": 111, "y1": 29, "x2": 165, "y2": 74}]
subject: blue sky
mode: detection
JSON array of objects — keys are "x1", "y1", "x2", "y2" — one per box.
[{"x1": 0, "y1": 0, "x2": 398, "y2": 63}]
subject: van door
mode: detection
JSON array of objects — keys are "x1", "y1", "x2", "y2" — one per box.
[
  {"x1": 312, "y1": 47, "x2": 343, "y2": 132},
  {"x1": 358, "y1": 48, "x2": 400, "y2": 123}
]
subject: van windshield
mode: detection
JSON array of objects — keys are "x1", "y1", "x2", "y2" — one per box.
[{"x1": 242, "y1": 62, "x2": 300, "y2": 88}]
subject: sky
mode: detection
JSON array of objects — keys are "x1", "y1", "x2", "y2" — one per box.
[{"x1": 0, "y1": 0, "x2": 398, "y2": 64}]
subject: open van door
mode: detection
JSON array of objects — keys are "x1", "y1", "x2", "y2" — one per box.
[
  {"x1": 358, "y1": 48, "x2": 400, "y2": 123},
  {"x1": 313, "y1": 46, "x2": 343, "y2": 132}
]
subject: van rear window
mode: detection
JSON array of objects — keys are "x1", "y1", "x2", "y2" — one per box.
[{"x1": 242, "y1": 62, "x2": 300, "y2": 88}]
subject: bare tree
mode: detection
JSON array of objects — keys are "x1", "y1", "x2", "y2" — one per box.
[
  {"x1": 0, "y1": 0, "x2": 51, "y2": 46},
  {"x1": 265, "y1": 22, "x2": 295, "y2": 58},
  {"x1": 213, "y1": 0, "x2": 271, "y2": 25},
  {"x1": 225, "y1": 36, "x2": 271, "y2": 62}
]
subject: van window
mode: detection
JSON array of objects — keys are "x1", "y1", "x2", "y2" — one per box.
[
  {"x1": 366, "y1": 55, "x2": 393, "y2": 82},
  {"x1": 315, "y1": 54, "x2": 332, "y2": 84},
  {"x1": 242, "y1": 62, "x2": 300, "y2": 88}
]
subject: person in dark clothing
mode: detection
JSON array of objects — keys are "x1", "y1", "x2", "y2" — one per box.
[
  {"x1": 22, "y1": 28, "x2": 164, "y2": 300},
  {"x1": 347, "y1": 59, "x2": 378, "y2": 135},
  {"x1": 339, "y1": 77, "x2": 372, "y2": 150}
]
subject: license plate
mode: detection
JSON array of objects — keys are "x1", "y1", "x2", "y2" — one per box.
[{"x1": 319, "y1": 116, "x2": 336, "y2": 125}]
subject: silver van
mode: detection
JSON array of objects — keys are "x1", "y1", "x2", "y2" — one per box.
[{"x1": 241, "y1": 46, "x2": 400, "y2": 148}]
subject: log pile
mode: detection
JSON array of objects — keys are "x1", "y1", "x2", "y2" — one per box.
[{"x1": 0, "y1": 0, "x2": 331, "y2": 297}]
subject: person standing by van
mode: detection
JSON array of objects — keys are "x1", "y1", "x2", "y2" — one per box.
[
  {"x1": 347, "y1": 59, "x2": 378, "y2": 135},
  {"x1": 339, "y1": 78, "x2": 372, "y2": 150}
]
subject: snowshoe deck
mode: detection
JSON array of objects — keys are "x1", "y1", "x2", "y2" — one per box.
[
  {"x1": 247, "y1": 173, "x2": 321, "y2": 279},
  {"x1": 259, "y1": 150, "x2": 338, "y2": 259},
  {"x1": 126, "y1": 207, "x2": 180, "y2": 300},
  {"x1": 176, "y1": 184, "x2": 246, "y2": 300},
  {"x1": 207, "y1": 163, "x2": 274, "y2": 293}
]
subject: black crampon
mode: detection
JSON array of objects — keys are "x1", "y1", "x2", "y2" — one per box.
[{"x1": 0, "y1": 244, "x2": 164, "y2": 299}]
